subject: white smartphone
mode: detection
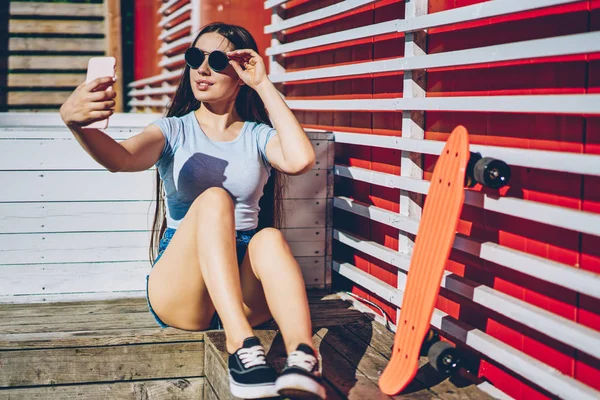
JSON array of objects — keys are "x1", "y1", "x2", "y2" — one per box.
[{"x1": 82, "y1": 56, "x2": 116, "y2": 129}]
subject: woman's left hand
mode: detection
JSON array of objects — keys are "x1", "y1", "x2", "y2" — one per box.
[{"x1": 227, "y1": 49, "x2": 269, "y2": 90}]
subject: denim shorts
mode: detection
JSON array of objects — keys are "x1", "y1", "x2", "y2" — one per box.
[{"x1": 145, "y1": 226, "x2": 257, "y2": 329}]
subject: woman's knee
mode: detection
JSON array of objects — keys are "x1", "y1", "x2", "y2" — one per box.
[
  {"x1": 191, "y1": 187, "x2": 234, "y2": 219},
  {"x1": 249, "y1": 227, "x2": 287, "y2": 254}
]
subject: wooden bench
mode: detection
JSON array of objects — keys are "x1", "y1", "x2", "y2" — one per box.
[
  {"x1": 0, "y1": 292, "x2": 492, "y2": 399},
  {"x1": 0, "y1": 112, "x2": 333, "y2": 303},
  {"x1": 0, "y1": 111, "x2": 491, "y2": 399}
]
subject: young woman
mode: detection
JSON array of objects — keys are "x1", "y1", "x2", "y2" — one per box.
[{"x1": 59, "y1": 22, "x2": 326, "y2": 400}]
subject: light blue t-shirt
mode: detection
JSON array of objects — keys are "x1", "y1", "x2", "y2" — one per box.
[{"x1": 153, "y1": 111, "x2": 277, "y2": 231}]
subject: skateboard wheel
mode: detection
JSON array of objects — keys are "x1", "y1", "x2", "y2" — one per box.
[
  {"x1": 473, "y1": 157, "x2": 511, "y2": 189},
  {"x1": 420, "y1": 329, "x2": 440, "y2": 356},
  {"x1": 428, "y1": 341, "x2": 460, "y2": 375},
  {"x1": 465, "y1": 152, "x2": 482, "y2": 187}
]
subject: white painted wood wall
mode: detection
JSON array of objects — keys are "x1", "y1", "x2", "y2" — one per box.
[{"x1": 0, "y1": 112, "x2": 333, "y2": 304}]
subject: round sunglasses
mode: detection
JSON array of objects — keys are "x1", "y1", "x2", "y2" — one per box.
[{"x1": 184, "y1": 47, "x2": 230, "y2": 72}]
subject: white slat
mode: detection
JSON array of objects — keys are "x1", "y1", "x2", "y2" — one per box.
[
  {"x1": 159, "y1": 0, "x2": 190, "y2": 15},
  {"x1": 128, "y1": 98, "x2": 170, "y2": 108},
  {"x1": 128, "y1": 70, "x2": 183, "y2": 88},
  {"x1": 158, "y1": 34, "x2": 194, "y2": 54},
  {"x1": 265, "y1": 0, "x2": 376, "y2": 34},
  {"x1": 0, "y1": 200, "x2": 328, "y2": 234},
  {"x1": 334, "y1": 164, "x2": 600, "y2": 236},
  {"x1": 0, "y1": 262, "x2": 149, "y2": 295},
  {"x1": 334, "y1": 196, "x2": 600, "y2": 299},
  {"x1": 334, "y1": 229, "x2": 600, "y2": 360},
  {"x1": 159, "y1": 20, "x2": 192, "y2": 40},
  {"x1": 0, "y1": 231, "x2": 150, "y2": 265},
  {"x1": 334, "y1": 131, "x2": 600, "y2": 177},
  {"x1": 286, "y1": 95, "x2": 600, "y2": 114},
  {"x1": 267, "y1": 20, "x2": 398, "y2": 56},
  {"x1": 266, "y1": 0, "x2": 581, "y2": 56},
  {"x1": 264, "y1": 0, "x2": 288, "y2": 9},
  {"x1": 270, "y1": 32, "x2": 600, "y2": 83},
  {"x1": 0, "y1": 137, "x2": 329, "y2": 171},
  {"x1": 158, "y1": 3, "x2": 192, "y2": 27},
  {"x1": 0, "y1": 229, "x2": 325, "y2": 265},
  {"x1": 0, "y1": 201, "x2": 155, "y2": 233},
  {"x1": 0, "y1": 256, "x2": 325, "y2": 299},
  {"x1": 128, "y1": 85, "x2": 177, "y2": 97},
  {"x1": 333, "y1": 261, "x2": 600, "y2": 400},
  {"x1": 0, "y1": 112, "x2": 159, "y2": 128},
  {"x1": 0, "y1": 170, "x2": 155, "y2": 202},
  {"x1": 159, "y1": 53, "x2": 185, "y2": 68}
]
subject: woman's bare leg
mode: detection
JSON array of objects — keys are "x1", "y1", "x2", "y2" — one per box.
[
  {"x1": 241, "y1": 227, "x2": 314, "y2": 354},
  {"x1": 192, "y1": 187, "x2": 255, "y2": 353}
]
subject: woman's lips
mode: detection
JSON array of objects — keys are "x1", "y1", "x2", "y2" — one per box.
[{"x1": 195, "y1": 80, "x2": 213, "y2": 91}]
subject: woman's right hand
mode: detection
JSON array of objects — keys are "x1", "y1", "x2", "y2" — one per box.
[{"x1": 59, "y1": 77, "x2": 117, "y2": 128}]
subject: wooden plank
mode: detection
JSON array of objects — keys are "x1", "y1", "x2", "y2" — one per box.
[
  {"x1": 289, "y1": 241, "x2": 325, "y2": 257},
  {"x1": 10, "y1": 2, "x2": 104, "y2": 17},
  {"x1": 0, "y1": 200, "x2": 326, "y2": 233},
  {"x1": 0, "y1": 171, "x2": 326, "y2": 202},
  {"x1": 298, "y1": 256, "x2": 326, "y2": 287},
  {"x1": 0, "y1": 342, "x2": 204, "y2": 387},
  {"x1": 0, "y1": 112, "x2": 159, "y2": 129},
  {"x1": 283, "y1": 227, "x2": 325, "y2": 242},
  {"x1": 0, "y1": 170, "x2": 155, "y2": 202},
  {"x1": 8, "y1": 73, "x2": 86, "y2": 88},
  {"x1": 0, "y1": 231, "x2": 150, "y2": 265},
  {"x1": 313, "y1": 326, "x2": 394, "y2": 400},
  {"x1": 0, "y1": 229, "x2": 322, "y2": 264},
  {"x1": 0, "y1": 291, "x2": 145, "y2": 304},
  {"x1": 0, "y1": 261, "x2": 149, "y2": 296},
  {"x1": 9, "y1": 19, "x2": 104, "y2": 35},
  {"x1": 205, "y1": 330, "x2": 344, "y2": 400},
  {"x1": 0, "y1": 138, "x2": 328, "y2": 170},
  {"x1": 0, "y1": 327, "x2": 204, "y2": 350},
  {"x1": 8, "y1": 91, "x2": 71, "y2": 106},
  {"x1": 0, "y1": 296, "x2": 151, "y2": 317},
  {"x1": 286, "y1": 170, "x2": 329, "y2": 199},
  {"x1": 0, "y1": 378, "x2": 204, "y2": 399},
  {"x1": 343, "y1": 322, "x2": 493, "y2": 399},
  {"x1": 204, "y1": 379, "x2": 219, "y2": 400},
  {"x1": 9, "y1": 37, "x2": 104, "y2": 53},
  {"x1": 0, "y1": 258, "x2": 323, "y2": 297},
  {"x1": 104, "y1": 0, "x2": 123, "y2": 112},
  {"x1": 0, "y1": 202, "x2": 155, "y2": 234},
  {"x1": 0, "y1": 311, "x2": 173, "y2": 334},
  {"x1": 9, "y1": 55, "x2": 90, "y2": 70}
]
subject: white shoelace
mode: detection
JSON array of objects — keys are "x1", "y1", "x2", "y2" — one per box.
[
  {"x1": 286, "y1": 350, "x2": 318, "y2": 372},
  {"x1": 237, "y1": 345, "x2": 267, "y2": 368}
]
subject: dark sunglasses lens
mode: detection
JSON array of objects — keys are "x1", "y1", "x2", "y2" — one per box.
[
  {"x1": 208, "y1": 51, "x2": 229, "y2": 72},
  {"x1": 185, "y1": 47, "x2": 204, "y2": 69}
]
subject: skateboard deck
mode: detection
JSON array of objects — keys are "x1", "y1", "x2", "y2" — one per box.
[{"x1": 379, "y1": 125, "x2": 470, "y2": 395}]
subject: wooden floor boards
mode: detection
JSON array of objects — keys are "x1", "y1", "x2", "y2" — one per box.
[{"x1": 0, "y1": 291, "x2": 491, "y2": 399}]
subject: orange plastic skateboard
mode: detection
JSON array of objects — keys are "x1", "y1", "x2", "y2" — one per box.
[{"x1": 379, "y1": 125, "x2": 471, "y2": 395}]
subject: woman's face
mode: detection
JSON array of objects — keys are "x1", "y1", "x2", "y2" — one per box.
[{"x1": 189, "y1": 32, "x2": 242, "y2": 104}]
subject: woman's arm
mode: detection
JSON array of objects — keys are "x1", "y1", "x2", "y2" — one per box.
[
  {"x1": 228, "y1": 49, "x2": 316, "y2": 175},
  {"x1": 256, "y1": 80, "x2": 316, "y2": 175},
  {"x1": 60, "y1": 77, "x2": 164, "y2": 173}
]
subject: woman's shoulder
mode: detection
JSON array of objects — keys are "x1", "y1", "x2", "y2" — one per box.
[
  {"x1": 245, "y1": 120, "x2": 275, "y2": 134},
  {"x1": 152, "y1": 111, "x2": 194, "y2": 132}
]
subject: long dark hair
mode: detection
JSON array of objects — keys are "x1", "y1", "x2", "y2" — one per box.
[{"x1": 149, "y1": 22, "x2": 287, "y2": 263}]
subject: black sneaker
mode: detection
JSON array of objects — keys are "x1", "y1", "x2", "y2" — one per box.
[
  {"x1": 228, "y1": 336, "x2": 278, "y2": 399},
  {"x1": 275, "y1": 343, "x2": 326, "y2": 400}
]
